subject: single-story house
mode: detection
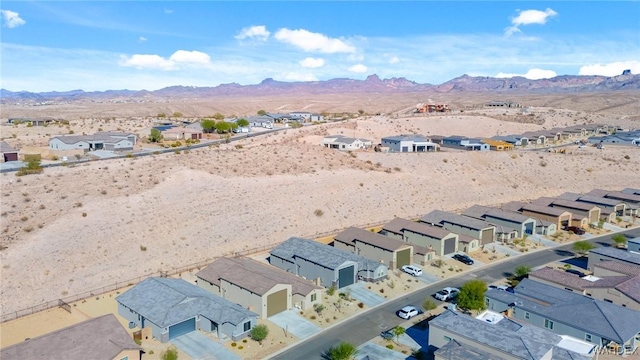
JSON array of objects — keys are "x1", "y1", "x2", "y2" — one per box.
[
  {"x1": 535, "y1": 218, "x2": 558, "y2": 236},
  {"x1": 462, "y1": 205, "x2": 536, "y2": 238},
  {"x1": 501, "y1": 202, "x2": 572, "y2": 231},
  {"x1": 481, "y1": 139, "x2": 514, "y2": 151},
  {"x1": 116, "y1": 277, "x2": 258, "y2": 342},
  {"x1": 529, "y1": 265, "x2": 640, "y2": 311},
  {"x1": 587, "y1": 246, "x2": 640, "y2": 271},
  {"x1": 380, "y1": 134, "x2": 438, "y2": 152},
  {"x1": 49, "y1": 132, "x2": 137, "y2": 152},
  {"x1": 381, "y1": 217, "x2": 459, "y2": 256},
  {"x1": 484, "y1": 101, "x2": 522, "y2": 108},
  {"x1": 420, "y1": 210, "x2": 496, "y2": 246},
  {"x1": 247, "y1": 115, "x2": 274, "y2": 129},
  {"x1": 531, "y1": 197, "x2": 600, "y2": 225},
  {"x1": 288, "y1": 111, "x2": 323, "y2": 121},
  {"x1": 7, "y1": 117, "x2": 56, "y2": 126},
  {"x1": 333, "y1": 226, "x2": 414, "y2": 270},
  {"x1": 491, "y1": 135, "x2": 529, "y2": 147},
  {"x1": 0, "y1": 141, "x2": 19, "y2": 162},
  {"x1": 587, "y1": 189, "x2": 640, "y2": 216},
  {"x1": 457, "y1": 234, "x2": 480, "y2": 254},
  {"x1": 195, "y1": 257, "x2": 322, "y2": 318},
  {"x1": 441, "y1": 136, "x2": 489, "y2": 151},
  {"x1": 485, "y1": 278, "x2": 640, "y2": 352},
  {"x1": 0, "y1": 314, "x2": 142, "y2": 360},
  {"x1": 269, "y1": 237, "x2": 388, "y2": 289},
  {"x1": 520, "y1": 132, "x2": 547, "y2": 145},
  {"x1": 429, "y1": 309, "x2": 596, "y2": 360},
  {"x1": 321, "y1": 135, "x2": 372, "y2": 151},
  {"x1": 160, "y1": 127, "x2": 203, "y2": 140}
]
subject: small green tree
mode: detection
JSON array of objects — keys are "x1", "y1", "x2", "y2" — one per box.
[
  {"x1": 214, "y1": 121, "x2": 234, "y2": 133},
  {"x1": 161, "y1": 346, "x2": 178, "y2": 360},
  {"x1": 148, "y1": 128, "x2": 163, "y2": 143},
  {"x1": 17, "y1": 155, "x2": 43, "y2": 176},
  {"x1": 514, "y1": 265, "x2": 531, "y2": 278},
  {"x1": 391, "y1": 326, "x2": 406, "y2": 345},
  {"x1": 201, "y1": 119, "x2": 215, "y2": 133},
  {"x1": 423, "y1": 298, "x2": 437, "y2": 315},
  {"x1": 236, "y1": 118, "x2": 250, "y2": 127},
  {"x1": 257, "y1": 109, "x2": 267, "y2": 116},
  {"x1": 314, "y1": 303, "x2": 325, "y2": 317},
  {"x1": 611, "y1": 234, "x2": 627, "y2": 248},
  {"x1": 323, "y1": 341, "x2": 358, "y2": 360},
  {"x1": 456, "y1": 279, "x2": 487, "y2": 313},
  {"x1": 250, "y1": 324, "x2": 269, "y2": 345},
  {"x1": 573, "y1": 241, "x2": 596, "y2": 256}
]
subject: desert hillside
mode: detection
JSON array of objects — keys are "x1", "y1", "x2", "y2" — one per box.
[{"x1": 1, "y1": 94, "x2": 640, "y2": 317}]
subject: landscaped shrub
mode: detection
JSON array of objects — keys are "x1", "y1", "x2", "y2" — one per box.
[{"x1": 386, "y1": 344, "x2": 394, "y2": 349}]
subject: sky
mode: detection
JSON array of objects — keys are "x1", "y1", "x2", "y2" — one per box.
[{"x1": 1, "y1": 1, "x2": 639, "y2": 92}]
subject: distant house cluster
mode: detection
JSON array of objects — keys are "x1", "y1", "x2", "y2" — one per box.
[
  {"x1": 321, "y1": 135, "x2": 372, "y2": 151},
  {"x1": 588, "y1": 129, "x2": 640, "y2": 147}
]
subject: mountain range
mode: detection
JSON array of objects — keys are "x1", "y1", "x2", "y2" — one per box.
[{"x1": 2, "y1": 72, "x2": 639, "y2": 103}]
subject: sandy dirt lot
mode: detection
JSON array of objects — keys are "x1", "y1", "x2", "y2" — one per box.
[{"x1": 1, "y1": 93, "x2": 639, "y2": 322}]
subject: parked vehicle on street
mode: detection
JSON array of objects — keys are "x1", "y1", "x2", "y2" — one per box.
[
  {"x1": 452, "y1": 254, "x2": 475, "y2": 265},
  {"x1": 434, "y1": 287, "x2": 460, "y2": 301},
  {"x1": 401, "y1": 265, "x2": 423, "y2": 277},
  {"x1": 564, "y1": 226, "x2": 586, "y2": 235},
  {"x1": 397, "y1": 305, "x2": 421, "y2": 319}
]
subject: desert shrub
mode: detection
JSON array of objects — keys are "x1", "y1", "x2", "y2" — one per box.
[
  {"x1": 231, "y1": 342, "x2": 237, "y2": 347},
  {"x1": 140, "y1": 245, "x2": 147, "y2": 251},
  {"x1": 82, "y1": 212, "x2": 87, "y2": 217},
  {"x1": 386, "y1": 344, "x2": 394, "y2": 349},
  {"x1": 250, "y1": 324, "x2": 269, "y2": 344},
  {"x1": 327, "y1": 285, "x2": 336, "y2": 296},
  {"x1": 357, "y1": 302, "x2": 364, "y2": 308},
  {"x1": 238, "y1": 346, "x2": 243, "y2": 350},
  {"x1": 314, "y1": 209, "x2": 324, "y2": 217}
]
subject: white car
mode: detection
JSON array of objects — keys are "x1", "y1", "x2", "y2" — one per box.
[
  {"x1": 397, "y1": 305, "x2": 420, "y2": 320},
  {"x1": 401, "y1": 265, "x2": 423, "y2": 277},
  {"x1": 434, "y1": 287, "x2": 460, "y2": 301}
]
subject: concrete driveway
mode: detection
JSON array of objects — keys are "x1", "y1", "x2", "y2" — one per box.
[
  {"x1": 356, "y1": 342, "x2": 408, "y2": 360},
  {"x1": 268, "y1": 309, "x2": 320, "y2": 340},
  {"x1": 170, "y1": 331, "x2": 239, "y2": 360},
  {"x1": 344, "y1": 282, "x2": 385, "y2": 307}
]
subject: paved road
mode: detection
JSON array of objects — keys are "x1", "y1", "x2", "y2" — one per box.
[{"x1": 269, "y1": 227, "x2": 640, "y2": 360}]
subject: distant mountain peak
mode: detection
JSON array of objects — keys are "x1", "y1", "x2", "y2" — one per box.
[{"x1": 365, "y1": 74, "x2": 381, "y2": 82}]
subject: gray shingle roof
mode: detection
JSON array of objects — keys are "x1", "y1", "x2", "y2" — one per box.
[
  {"x1": 270, "y1": 237, "x2": 384, "y2": 273},
  {"x1": 429, "y1": 310, "x2": 593, "y2": 360},
  {"x1": 521, "y1": 203, "x2": 571, "y2": 217},
  {"x1": 615, "y1": 276, "x2": 640, "y2": 302},
  {"x1": 0, "y1": 141, "x2": 17, "y2": 153},
  {"x1": 51, "y1": 131, "x2": 135, "y2": 145},
  {"x1": 588, "y1": 189, "x2": 640, "y2": 204},
  {"x1": 594, "y1": 260, "x2": 640, "y2": 276},
  {"x1": 486, "y1": 278, "x2": 640, "y2": 344},
  {"x1": 383, "y1": 217, "x2": 453, "y2": 239},
  {"x1": 334, "y1": 227, "x2": 412, "y2": 252},
  {"x1": 381, "y1": 134, "x2": 431, "y2": 142},
  {"x1": 116, "y1": 277, "x2": 257, "y2": 328},
  {"x1": 622, "y1": 188, "x2": 640, "y2": 195},
  {"x1": 590, "y1": 247, "x2": 640, "y2": 266},
  {"x1": 196, "y1": 257, "x2": 320, "y2": 297},
  {"x1": 420, "y1": 210, "x2": 495, "y2": 231},
  {"x1": 529, "y1": 267, "x2": 629, "y2": 290},
  {"x1": 0, "y1": 314, "x2": 140, "y2": 360},
  {"x1": 434, "y1": 339, "x2": 505, "y2": 360},
  {"x1": 463, "y1": 205, "x2": 534, "y2": 224}
]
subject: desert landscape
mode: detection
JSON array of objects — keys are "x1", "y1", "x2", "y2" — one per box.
[{"x1": 1, "y1": 90, "x2": 639, "y2": 324}]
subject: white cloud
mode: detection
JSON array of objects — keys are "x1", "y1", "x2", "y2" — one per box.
[
  {"x1": 496, "y1": 68, "x2": 557, "y2": 80},
  {"x1": 119, "y1": 54, "x2": 175, "y2": 70},
  {"x1": 274, "y1": 28, "x2": 356, "y2": 53},
  {"x1": 169, "y1": 50, "x2": 211, "y2": 64},
  {"x1": 164, "y1": 9, "x2": 173, "y2": 14},
  {"x1": 348, "y1": 64, "x2": 368, "y2": 73},
  {"x1": 1, "y1": 10, "x2": 26, "y2": 28},
  {"x1": 235, "y1": 25, "x2": 270, "y2": 41},
  {"x1": 278, "y1": 72, "x2": 319, "y2": 82},
  {"x1": 138, "y1": 36, "x2": 147, "y2": 43},
  {"x1": 299, "y1": 57, "x2": 325, "y2": 68},
  {"x1": 388, "y1": 56, "x2": 400, "y2": 64},
  {"x1": 505, "y1": 8, "x2": 557, "y2": 36},
  {"x1": 119, "y1": 50, "x2": 211, "y2": 70},
  {"x1": 578, "y1": 61, "x2": 640, "y2": 76}
]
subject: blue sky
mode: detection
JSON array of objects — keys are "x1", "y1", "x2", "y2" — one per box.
[{"x1": 1, "y1": 1, "x2": 639, "y2": 92}]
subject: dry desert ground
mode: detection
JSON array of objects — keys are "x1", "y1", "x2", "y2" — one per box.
[{"x1": 1, "y1": 91, "x2": 639, "y2": 325}]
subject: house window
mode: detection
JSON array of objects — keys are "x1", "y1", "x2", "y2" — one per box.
[
  {"x1": 120, "y1": 357, "x2": 129, "y2": 360},
  {"x1": 311, "y1": 293, "x2": 317, "y2": 302},
  {"x1": 444, "y1": 336, "x2": 451, "y2": 342},
  {"x1": 585, "y1": 334, "x2": 592, "y2": 342},
  {"x1": 525, "y1": 312, "x2": 530, "y2": 320},
  {"x1": 604, "y1": 299, "x2": 613, "y2": 303},
  {"x1": 243, "y1": 321, "x2": 251, "y2": 332},
  {"x1": 544, "y1": 319, "x2": 554, "y2": 330}
]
